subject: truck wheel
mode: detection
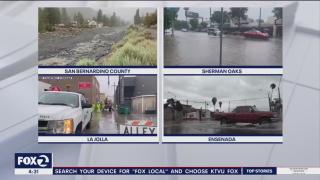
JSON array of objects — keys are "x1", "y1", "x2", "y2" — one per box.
[
  {"x1": 86, "y1": 121, "x2": 91, "y2": 129},
  {"x1": 75, "y1": 124, "x2": 82, "y2": 134},
  {"x1": 86, "y1": 113, "x2": 92, "y2": 129}
]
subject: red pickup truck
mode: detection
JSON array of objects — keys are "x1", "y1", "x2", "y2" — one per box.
[{"x1": 214, "y1": 106, "x2": 275, "y2": 125}]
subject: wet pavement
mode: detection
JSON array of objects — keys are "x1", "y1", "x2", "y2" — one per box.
[
  {"x1": 84, "y1": 110, "x2": 119, "y2": 134},
  {"x1": 164, "y1": 31, "x2": 282, "y2": 66},
  {"x1": 164, "y1": 119, "x2": 282, "y2": 135},
  {"x1": 84, "y1": 110, "x2": 157, "y2": 134}
]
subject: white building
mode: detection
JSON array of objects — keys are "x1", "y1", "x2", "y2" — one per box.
[
  {"x1": 97, "y1": 23, "x2": 103, "y2": 28},
  {"x1": 186, "y1": 109, "x2": 211, "y2": 120},
  {"x1": 71, "y1": 21, "x2": 78, "y2": 27},
  {"x1": 88, "y1": 20, "x2": 97, "y2": 28}
]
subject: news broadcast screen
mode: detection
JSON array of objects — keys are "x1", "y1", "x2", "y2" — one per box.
[{"x1": 0, "y1": 1, "x2": 319, "y2": 179}]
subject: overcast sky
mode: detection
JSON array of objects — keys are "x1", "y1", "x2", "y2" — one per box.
[
  {"x1": 96, "y1": 76, "x2": 119, "y2": 101},
  {"x1": 164, "y1": 76, "x2": 281, "y2": 112},
  {"x1": 177, "y1": 7, "x2": 275, "y2": 21},
  {"x1": 93, "y1": 8, "x2": 156, "y2": 23}
]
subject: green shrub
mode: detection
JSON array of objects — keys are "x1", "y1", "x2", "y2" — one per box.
[
  {"x1": 76, "y1": 58, "x2": 96, "y2": 66},
  {"x1": 106, "y1": 27, "x2": 156, "y2": 66}
]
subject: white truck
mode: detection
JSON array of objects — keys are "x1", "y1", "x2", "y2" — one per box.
[{"x1": 38, "y1": 91, "x2": 92, "y2": 134}]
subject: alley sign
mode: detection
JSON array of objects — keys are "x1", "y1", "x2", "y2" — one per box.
[{"x1": 120, "y1": 125, "x2": 157, "y2": 135}]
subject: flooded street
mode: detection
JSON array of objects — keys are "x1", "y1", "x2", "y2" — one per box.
[
  {"x1": 84, "y1": 110, "x2": 157, "y2": 134},
  {"x1": 84, "y1": 110, "x2": 119, "y2": 134},
  {"x1": 164, "y1": 120, "x2": 282, "y2": 135},
  {"x1": 164, "y1": 31, "x2": 282, "y2": 66}
]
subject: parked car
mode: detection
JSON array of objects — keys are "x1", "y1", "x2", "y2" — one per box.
[
  {"x1": 231, "y1": 31, "x2": 242, "y2": 36},
  {"x1": 165, "y1": 28, "x2": 172, "y2": 34},
  {"x1": 214, "y1": 106, "x2": 276, "y2": 125},
  {"x1": 208, "y1": 28, "x2": 221, "y2": 36},
  {"x1": 243, "y1": 29, "x2": 269, "y2": 40},
  {"x1": 38, "y1": 91, "x2": 92, "y2": 134},
  {"x1": 104, "y1": 99, "x2": 113, "y2": 112},
  {"x1": 181, "y1": 28, "x2": 188, "y2": 32}
]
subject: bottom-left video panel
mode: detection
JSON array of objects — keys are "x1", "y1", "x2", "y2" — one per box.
[{"x1": 38, "y1": 75, "x2": 158, "y2": 143}]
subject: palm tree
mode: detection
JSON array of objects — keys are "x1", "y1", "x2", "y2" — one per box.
[
  {"x1": 270, "y1": 83, "x2": 276, "y2": 99},
  {"x1": 212, "y1": 97, "x2": 217, "y2": 111},
  {"x1": 229, "y1": 8, "x2": 248, "y2": 28},
  {"x1": 272, "y1": 8, "x2": 282, "y2": 19}
]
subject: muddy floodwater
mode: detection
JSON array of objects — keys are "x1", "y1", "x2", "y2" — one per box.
[
  {"x1": 38, "y1": 26, "x2": 126, "y2": 66},
  {"x1": 164, "y1": 31, "x2": 282, "y2": 66}
]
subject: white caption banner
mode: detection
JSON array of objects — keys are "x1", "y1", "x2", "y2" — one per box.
[
  {"x1": 15, "y1": 168, "x2": 53, "y2": 175},
  {"x1": 38, "y1": 136, "x2": 159, "y2": 143},
  {"x1": 162, "y1": 136, "x2": 283, "y2": 143},
  {"x1": 164, "y1": 68, "x2": 283, "y2": 75},
  {"x1": 277, "y1": 168, "x2": 320, "y2": 174},
  {"x1": 38, "y1": 68, "x2": 157, "y2": 75}
]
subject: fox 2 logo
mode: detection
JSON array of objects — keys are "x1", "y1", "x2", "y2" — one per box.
[{"x1": 15, "y1": 153, "x2": 52, "y2": 168}]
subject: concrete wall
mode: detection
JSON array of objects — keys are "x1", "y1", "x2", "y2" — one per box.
[
  {"x1": 115, "y1": 76, "x2": 157, "y2": 109},
  {"x1": 131, "y1": 95, "x2": 157, "y2": 114}
]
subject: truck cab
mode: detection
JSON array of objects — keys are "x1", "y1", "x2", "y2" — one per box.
[{"x1": 38, "y1": 91, "x2": 92, "y2": 134}]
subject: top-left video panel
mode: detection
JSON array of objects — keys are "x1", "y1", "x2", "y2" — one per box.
[{"x1": 38, "y1": 7, "x2": 157, "y2": 67}]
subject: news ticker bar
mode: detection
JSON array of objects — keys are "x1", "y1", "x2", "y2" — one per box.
[
  {"x1": 38, "y1": 136, "x2": 282, "y2": 143},
  {"x1": 38, "y1": 67, "x2": 282, "y2": 75},
  {"x1": 15, "y1": 167, "x2": 320, "y2": 175}
]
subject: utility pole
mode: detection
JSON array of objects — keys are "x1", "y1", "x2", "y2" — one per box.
[
  {"x1": 112, "y1": 82, "x2": 116, "y2": 96},
  {"x1": 111, "y1": 79, "x2": 118, "y2": 110},
  {"x1": 219, "y1": 7, "x2": 223, "y2": 66},
  {"x1": 118, "y1": 76, "x2": 121, "y2": 106},
  {"x1": 228, "y1": 100, "x2": 230, "y2": 112},
  {"x1": 184, "y1": 7, "x2": 189, "y2": 30},
  {"x1": 258, "y1": 8, "x2": 261, "y2": 29},
  {"x1": 268, "y1": 92, "x2": 272, "y2": 111},
  {"x1": 171, "y1": 10, "x2": 174, "y2": 36},
  {"x1": 186, "y1": 15, "x2": 188, "y2": 26},
  {"x1": 204, "y1": 101, "x2": 207, "y2": 111},
  {"x1": 210, "y1": 8, "x2": 212, "y2": 27}
]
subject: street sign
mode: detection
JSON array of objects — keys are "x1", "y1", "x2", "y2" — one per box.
[
  {"x1": 120, "y1": 125, "x2": 157, "y2": 135},
  {"x1": 186, "y1": 11, "x2": 199, "y2": 18}
]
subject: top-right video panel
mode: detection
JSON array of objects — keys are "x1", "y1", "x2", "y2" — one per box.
[{"x1": 164, "y1": 7, "x2": 282, "y2": 67}]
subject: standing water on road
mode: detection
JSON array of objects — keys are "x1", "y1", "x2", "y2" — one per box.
[{"x1": 164, "y1": 31, "x2": 282, "y2": 66}]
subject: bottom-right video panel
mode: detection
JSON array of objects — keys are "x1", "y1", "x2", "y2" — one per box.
[{"x1": 163, "y1": 75, "x2": 283, "y2": 143}]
